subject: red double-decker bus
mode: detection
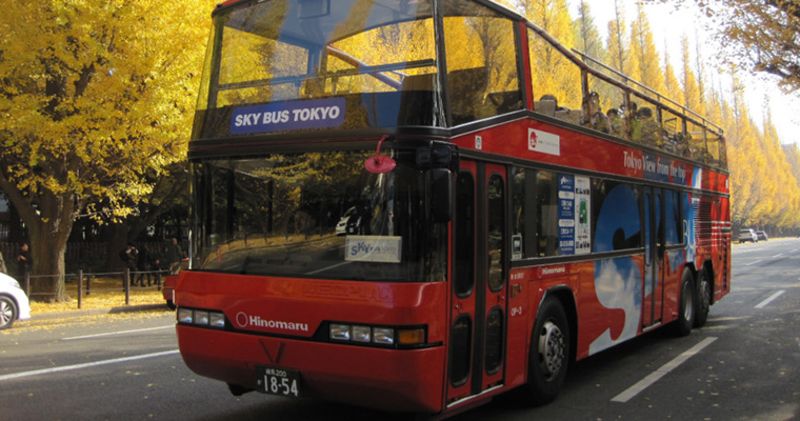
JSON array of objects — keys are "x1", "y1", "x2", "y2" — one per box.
[{"x1": 175, "y1": 0, "x2": 730, "y2": 416}]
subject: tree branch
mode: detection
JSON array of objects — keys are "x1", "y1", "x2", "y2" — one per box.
[{"x1": 0, "y1": 168, "x2": 37, "y2": 226}]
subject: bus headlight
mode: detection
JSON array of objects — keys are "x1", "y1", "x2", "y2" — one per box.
[
  {"x1": 194, "y1": 310, "x2": 210, "y2": 326},
  {"x1": 178, "y1": 308, "x2": 194, "y2": 324},
  {"x1": 330, "y1": 324, "x2": 351, "y2": 341},
  {"x1": 351, "y1": 325, "x2": 372, "y2": 343},
  {"x1": 372, "y1": 327, "x2": 394, "y2": 345},
  {"x1": 177, "y1": 307, "x2": 226, "y2": 329},
  {"x1": 327, "y1": 323, "x2": 426, "y2": 348},
  {"x1": 209, "y1": 312, "x2": 226, "y2": 328}
]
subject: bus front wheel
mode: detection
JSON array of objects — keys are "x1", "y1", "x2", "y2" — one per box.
[{"x1": 525, "y1": 298, "x2": 570, "y2": 406}]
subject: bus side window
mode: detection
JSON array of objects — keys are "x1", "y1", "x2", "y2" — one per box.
[
  {"x1": 528, "y1": 28, "x2": 582, "y2": 125},
  {"x1": 663, "y1": 190, "x2": 681, "y2": 245},
  {"x1": 512, "y1": 168, "x2": 537, "y2": 259},
  {"x1": 487, "y1": 174, "x2": 505, "y2": 291},
  {"x1": 591, "y1": 179, "x2": 641, "y2": 252},
  {"x1": 443, "y1": 8, "x2": 522, "y2": 126},
  {"x1": 512, "y1": 167, "x2": 560, "y2": 258},
  {"x1": 535, "y1": 171, "x2": 559, "y2": 256},
  {"x1": 455, "y1": 172, "x2": 475, "y2": 296}
]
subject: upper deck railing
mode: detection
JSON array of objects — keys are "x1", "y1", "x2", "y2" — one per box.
[{"x1": 524, "y1": 19, "x2": 726, "y2": 167}]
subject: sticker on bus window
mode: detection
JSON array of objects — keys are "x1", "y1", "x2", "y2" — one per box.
[
  {"x1": 574, "y1": 176, "x2": 591, "y2": 254},
  {"x1": 345, "y1": 236, "x2": 402, "y2": 263},
  {"x1": 558, "y1": 174, "x2": 576, "y2": 255}
]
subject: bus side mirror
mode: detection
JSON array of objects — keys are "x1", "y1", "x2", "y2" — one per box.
[{"x1": 428, "y1": 168, "x2": 453, "y2": 223}]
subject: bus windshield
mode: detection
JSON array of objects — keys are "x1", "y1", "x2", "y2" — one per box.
[
  {"x1": 192, "y1": 150, "x2": 448, "y2": 282},
  {"x1": 194, "y1": 0, "x2": 442, "y2": 140}
]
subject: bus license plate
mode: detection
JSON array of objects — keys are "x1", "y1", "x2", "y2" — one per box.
[{"x1": 257, "y1": 366, "x2": 301, "y2": 398}]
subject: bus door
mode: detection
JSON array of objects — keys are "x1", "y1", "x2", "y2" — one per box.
[
  {"x1": 447, "y1": 160, "x2": 508, "y2": 405},
  {"x1": 642, "y1": 187, "x2": 665, "y2": 328}
]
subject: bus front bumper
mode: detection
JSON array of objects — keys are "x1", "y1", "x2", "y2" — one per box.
[{"x1": 176, "y1": 325, "x2": 445, "y2": 413}]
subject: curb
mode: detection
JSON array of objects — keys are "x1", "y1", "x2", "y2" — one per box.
[{"x1": 31, "y1": 304, "x2": 171, "y2": 321}]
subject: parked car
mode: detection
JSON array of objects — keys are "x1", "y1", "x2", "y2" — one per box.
[
  {"x1": 0, "y1": 272, "x2": 32, "y2": 330},
  {"x1": 335, "y1": 206, "x2": 363, "y2": 236},
  {"x1": 738, "y1": 228, "x2": 758, "y2": 243},
  {"x1": 756, "y1": 230, "x2": 769, "y2": 241}
]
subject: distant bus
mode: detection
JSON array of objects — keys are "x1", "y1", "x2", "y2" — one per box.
[{"x1": 175, "y1": 0, "x2": 730, "y2": 416}]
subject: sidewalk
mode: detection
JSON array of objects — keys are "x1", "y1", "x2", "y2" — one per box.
[{"x1": 31, "y1": 303, "x2": 171, "y2": 321}]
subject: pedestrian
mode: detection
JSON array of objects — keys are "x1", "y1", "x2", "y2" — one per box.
[
  {"x1": 165, "y1": 237, "x2": 185, "y2": 274},
  {"x1": 16, "y1": 243, "x2": 32, "y2": 279},
  {"x1": 119, "y1": 243, "x2": 139, "y2": 285},
  {"x1": 135, "y1": 244, "x2": 153, "y2": 287}
]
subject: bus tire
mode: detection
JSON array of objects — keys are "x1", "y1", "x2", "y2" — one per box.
[
  {"x1": 672, "y1": 269, "x2": 695, "y2": 337},
  {"x1": 525, "y1": 298, "x2": 570, "y2": 406},
  {"x1": 693, "y1": 268, "x2": 711, "y2": 328}
]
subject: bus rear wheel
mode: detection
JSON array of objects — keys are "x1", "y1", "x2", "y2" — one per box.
[
  {"x1": 525, "y1": 298, "x2": 570, "y2": 406},
  {"x1": 693, "y1": 269, "x2": 711, "y2": 328},
  {"x1": 672, "y1": 269, "x2": 695, "y2": 337}
]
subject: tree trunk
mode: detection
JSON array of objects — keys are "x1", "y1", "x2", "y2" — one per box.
[
  {"x1": 29, "y1": 227, "x2": 68, "y2": 301},
  {"x1": 23, "y1": 194, "x2": 75, "y2": 302}
]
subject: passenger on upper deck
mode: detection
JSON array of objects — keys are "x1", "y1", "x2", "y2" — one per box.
[
  {"x1": 606, "y1": 108, "x2": 624, "y2": 138},
  {"x1": 631, "y1": 107, "x2": 660, "y2": 147},
  {"x1": 582, "y1": 91, "x2": 610, "y2": 134}
]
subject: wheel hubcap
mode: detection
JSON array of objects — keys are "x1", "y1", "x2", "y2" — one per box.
[
  {"x1": 538, "y1": 320, "x2": 565, "y2": 381},
  {"x1": 0, "y1": 301, "x2": 11, "y2": 326}
]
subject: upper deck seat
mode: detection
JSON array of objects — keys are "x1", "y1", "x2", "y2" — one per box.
[
  {"x1": 398, "y1": 73, "x2": 436, "y2": 126},
  {"x1": 447, "y1": 67, "x2": 489, "y2": 125},
  {"x1": 534, "y1": 99, "x2": 556, "y2": 117}
]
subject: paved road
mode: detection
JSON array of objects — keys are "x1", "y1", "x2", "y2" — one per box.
[{"x1": 1, "y1": 239, "x2": 798, "y2": 420}]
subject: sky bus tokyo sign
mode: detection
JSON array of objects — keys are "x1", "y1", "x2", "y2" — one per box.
[{"x1": 230, "y1": 98, "x2": 346, "y2": 135}]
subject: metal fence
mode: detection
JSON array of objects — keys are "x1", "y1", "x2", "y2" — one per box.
[{"x1": 23, "y1": 269, "x2": 168, "y2": 309}]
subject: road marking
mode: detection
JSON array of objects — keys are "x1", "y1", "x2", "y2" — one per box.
[
  {"x1": 744, "y1": 259, "x2": 763, "y2": 266},
  {"x1": 62, "y1": 325, "x2": 174, "y2": 341},
  {"x1": 755, "y1": 290, "x2": 786, "y2": 309},
  {"x1": 772, "y1": 253, "x2": 784, "y2": 258},
  {"x1": 0, "y1": 350, "x2": 179, "y2": 382},
  {"x1": 611, "y1": 337, "x2": 717, "y2": 403},
  {"x1": 708, "y1": 316, "x2": 751, "y2": 322}
]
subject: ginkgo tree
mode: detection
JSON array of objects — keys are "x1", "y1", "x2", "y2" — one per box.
[{"x1": 0, "y1": 1, "x2": 214, "y2": 300}]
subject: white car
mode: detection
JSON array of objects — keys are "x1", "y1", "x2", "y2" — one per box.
[
  {"x1": 0, "y1": 272, "x2": 31, "y2": 329},
  {"x1": 738, "y1": 228, "x2": 758, "y2": 243},
  {"x1": 335, "y1": 207, "x2": 361, "y2": 236}
]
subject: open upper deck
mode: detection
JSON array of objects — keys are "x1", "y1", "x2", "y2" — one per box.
[{"x1": 193, "y1": 0, "x2": 726, "y2": 169}]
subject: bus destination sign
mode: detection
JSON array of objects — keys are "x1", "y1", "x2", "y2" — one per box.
[{"x1": 230, "y1": 98, "x2": 346, "y2": 135}]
